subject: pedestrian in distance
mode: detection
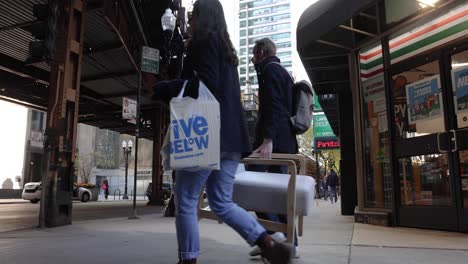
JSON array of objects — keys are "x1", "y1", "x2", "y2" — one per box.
[
  {"x1": 147, "y1": 1, "x2": 294, "y2": 263},
  {"x1": 247, "y1": 37, "x2": 299, "y2": 258},
  {"x1": 327, "y1": 169, "x2": 339, "y2": 204},
  {"x1": 321, "y1": 174, "x2": 328, "y2": 200},
  {"x1": 102, "y1": 180, "x2": 109, "y2": 200}
]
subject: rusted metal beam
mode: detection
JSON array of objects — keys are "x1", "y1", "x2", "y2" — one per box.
[
  {"x1": 103, "y1": 0, "x2": 144, "y2": 71},
  {"x1": 0, "y1": 95, "x2": 47, "y2": 111},
  {"x1": 359, "y1": 12, "x2": 377, "y2": 20},
  {"x1": 0, "y1": 20, "x2": 40, "y2": 32},
  {"x1": 100, "y1": 90, "x2": 136, "y2": 99},
  {"x1": 81, "y1": 70, "x2": 136, "y2": 82},
  {"x1": 83, "y1": 42, "x2": 123, "y2": 54},
  {"x1": 0, "y1": 54, "x2": 49, "y2": 84},
  {"x1": 41, "y1": 0, "x2": 87, "y2": 228},
  {"x1": 317, "y1": 39, "x2": 353, "y2": 50},
  {"x1": 148, "y1": 109, "x2": 166, "y2": 206},
  {"x1": 339, "y1": 24, "x2": 376, "y2": 37}
]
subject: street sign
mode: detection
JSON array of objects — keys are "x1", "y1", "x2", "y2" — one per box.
[
  {"x1": 122, "y1": 97, "x2": 137, "y2": 124},
  {"x1": 313, "y1": 113, "x2": 340, "y2": 149},
  {"x1": 141, "y1": 46, "x2": 159, "y2": 74},
  {"x1": 313, "y1": 113, "x2": 335, "y2": 138},
  {"x1": 314, "y1": 137, "x2": 341, "y2": 150}
]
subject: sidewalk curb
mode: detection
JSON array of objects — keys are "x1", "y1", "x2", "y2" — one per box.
[{"x1": 0, "y1": 201, "x2": 29, "y2": 205}]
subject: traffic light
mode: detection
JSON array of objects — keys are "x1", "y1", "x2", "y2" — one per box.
[{"x1": 27, "y1": 3, "x2": 57, "y2": 64}]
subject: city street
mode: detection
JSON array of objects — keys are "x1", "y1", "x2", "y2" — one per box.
[{"x1": 0, "y1": 200, "x2": 164, "y2": 233}]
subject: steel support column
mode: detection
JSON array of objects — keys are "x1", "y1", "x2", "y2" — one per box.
[
  {"x1": 149, "y1": 108, "x2": 165, "y2": 206},
  {"x1": 339, "y1": 55, "x2": 359, "y2": 216},
  {"x1": 40, "y1": 0, "x2": 86, "y2": 228},
  {"x1": 349, "y1": 51, "x2": 366, "y2": 212}
]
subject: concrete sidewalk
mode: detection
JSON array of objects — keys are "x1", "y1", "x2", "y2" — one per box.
[
  {"x1": 1, "y1": 199, "x2": 467, "y2": 264},
  {"x1": 0, "y1": 199, "x2": 28, "y2": 204},
  {"x1": 0, "y1": 195, "x2": 148, "y2": 204}
]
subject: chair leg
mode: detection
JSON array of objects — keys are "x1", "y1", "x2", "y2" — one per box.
[
  {"x1": 287, "y1": 208, "x2": 295, "y2": 244},
  {"x1": 298, "y1": 214, "x2": 304, "y2": 237}
]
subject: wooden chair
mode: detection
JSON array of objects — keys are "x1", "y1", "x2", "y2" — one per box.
[{"x1": 197, "y1": 154, "x2": 314, "y2": 244}]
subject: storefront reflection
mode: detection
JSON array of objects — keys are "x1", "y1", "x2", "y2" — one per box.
[
  {"x1": 399, "y1": 154, "x2": 451, "y2": 206},
  {"x1": 460, "y1": 151, "x2": 468, "y2": 208}
]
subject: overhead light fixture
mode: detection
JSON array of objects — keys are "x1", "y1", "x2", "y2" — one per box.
[
  {"x1": 417, "y1": 0, "x2": 440, "y2": 8},
  {"x1": 161, "y1": 8, "x2": 177, "y2": 32},
  {"x1": 452, "y1": 63, "x2": 468, "y2": 69}
]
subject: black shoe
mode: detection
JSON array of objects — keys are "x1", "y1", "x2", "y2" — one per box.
[
  {"x1": 258, "y1": 235, "x2": 293, "y2": 264},
  {"x1": 178, "y1": 259, "x2": 196, "y2": 264},
  {"x1": 164, "y1": 208, "x2": 175, "y2": 217}
]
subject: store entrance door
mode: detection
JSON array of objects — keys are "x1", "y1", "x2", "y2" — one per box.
[
  {"x1": 448, "y1": 44, "x2": 468, "y2": 232},
  {"x1": 390, "y1": 41, "x2": 468, "y2": 232}
]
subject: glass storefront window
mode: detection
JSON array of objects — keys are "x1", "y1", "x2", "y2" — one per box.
[
  {"x1": 248, "y1": 13, "x2": 290, "y2": 27},
  {"x1": 451, "y1": 50, "x2": 468, "y2": 129},
  {"x1": 360, "y1": 43, "x2": 393, "y2": 208},
  {"x1": 384, "y1": 0, "x2": 450, "y2": 25},
  {"x1": 240, "y1": 30, "x2": 246, "y2": 37},
  {"x1": 399, "y1": 154, "x2": 451, "y2": 206},
  {"x1": 452, "y1": 50, "x2": 468, "y2": 209},
  {"x1": 248, "y1": 4, "x2": 289, "y2": 18},
  {"x1": 391, "y1": 60, "x2": 445, "y2": 139},
  {"x1": 460, "y1": 151, "x2": 468, "y2": 208},
  {"x1": 248, "y1": 23, "x2": 290, "y2": 35},
  {"x1": 248, "y1": 33, "x2": 290, "y2": 44},
  {"x1": 389, "y1": 3, "x2": 466, "y2": 65},
  {"x1": 247, "y1": 0, "x2": 288, "y2": 9}
]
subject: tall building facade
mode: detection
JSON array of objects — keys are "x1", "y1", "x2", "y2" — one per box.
[
  {"x1": 22, "y1": 110, "x2": 47, "y2": 186},
  {"x1": 238, "y1": 0, "x2": 293, "y2": 93}
]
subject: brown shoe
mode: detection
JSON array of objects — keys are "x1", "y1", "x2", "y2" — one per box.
[
  {"x1": 177, "y1": 259, "x2": 196, "y2": 264},
  {"x1": 258, "y1": 235, "x2": 293, "y2": 264}
]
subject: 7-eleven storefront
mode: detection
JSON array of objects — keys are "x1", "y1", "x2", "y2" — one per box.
[{"x1": 298, "y1": 0, "x2": 468, "y2": 232}]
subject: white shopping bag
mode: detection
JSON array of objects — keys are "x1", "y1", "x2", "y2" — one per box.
[{"x1": 166, "y1": 80, "x2": 220, "y2": 171}]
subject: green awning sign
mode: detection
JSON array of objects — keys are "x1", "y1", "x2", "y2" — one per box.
[
  {"x1": 313, "y1": 91, "x2": 322, "y2": 112},
  {"x1": 313, "y1": 113, "x2": 335, "y2": 138}
]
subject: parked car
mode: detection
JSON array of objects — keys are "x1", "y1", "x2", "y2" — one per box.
[
  {"x1": 146, "y1": 182, "x2": 173, "y2": 201},
  {"x1": 72, "y1": 183, "x2": 93, "y2": 202},
  {"x1": 22, "y1": 182, "x2": 42, "y2": 203},
  {"x1": 22, "y1": 182, "x2": 93, "y2": 203}
]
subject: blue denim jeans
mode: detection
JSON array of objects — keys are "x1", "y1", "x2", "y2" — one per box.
[{"x1": 175, "y1": 152, "x2": 266, "y2": 260}]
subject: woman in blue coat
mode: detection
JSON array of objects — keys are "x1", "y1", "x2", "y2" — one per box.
[{"x1": 149, "y1": 1, "x2": 294, "y2": 263}]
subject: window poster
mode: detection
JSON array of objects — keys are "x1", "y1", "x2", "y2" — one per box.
[
  {"x1": 363, "y1": 75, "x2": 385, "y2": 105},
  {"x1": 451, "y1": 65, "x2": 468, "y2": 114},
  {"x1": 405, "y1": 75, "x2": 442, "y2": 124},
  {"x1": 378, "y1": 112, "x2": 388, "y2": 133}
]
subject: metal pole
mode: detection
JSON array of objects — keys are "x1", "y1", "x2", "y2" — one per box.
[
  {"x1": 123, "y1": 150, "x2": 129, "y2": 199},
  {"x1": 315, "y1": 151, "x2": 320, "y2": 178},
  {"x1": 129, "y1": 70, "x2": 141, "y2": 220}
]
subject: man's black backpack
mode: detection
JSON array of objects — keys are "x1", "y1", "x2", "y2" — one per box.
[{"x1": 264, "y1": 62, "x2": 314, "y2": 135}]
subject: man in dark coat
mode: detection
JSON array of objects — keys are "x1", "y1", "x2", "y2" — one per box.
[
  {"x1": 327, "y1": 169, "x2": 339, "y2": 204},
  {"x1": 248, "y1": 38, "x2": 299, "y2": 258},
  {"x1": 251, "y1": 37, "x2": 298, "y2": 170}
]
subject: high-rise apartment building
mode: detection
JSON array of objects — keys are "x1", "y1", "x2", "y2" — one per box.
[{"x1": 238, "y1": 0, "x2": 293, "y2": 93}]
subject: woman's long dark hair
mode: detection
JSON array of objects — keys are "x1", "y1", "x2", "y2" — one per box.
[{"x1": 191, "y1": 0, "x2": 239, "y2": 66}]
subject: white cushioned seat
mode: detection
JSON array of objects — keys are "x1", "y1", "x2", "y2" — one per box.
[{"x1": 233, "y1": 164, "x2": 316, "y2": 216}]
